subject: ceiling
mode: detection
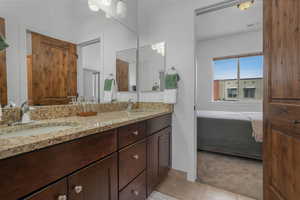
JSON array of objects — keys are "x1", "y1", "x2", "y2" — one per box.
[{"x1": 195, "y1": 0, "x2": 263, "y2": 41}]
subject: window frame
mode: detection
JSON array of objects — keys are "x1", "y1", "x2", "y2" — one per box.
[{"x1": 212, "y1": 52, "x2": 263, "y2": 102}]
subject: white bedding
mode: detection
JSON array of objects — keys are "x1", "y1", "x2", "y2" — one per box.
[{"x1": 197, "y1": 110, "x2": 263, "y2": 142}]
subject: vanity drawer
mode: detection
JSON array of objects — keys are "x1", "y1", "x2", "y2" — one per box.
[
  {"x1": 118, "y1": 122, "x2": 146, "y2": 149},
  {"x1": 119, "y1": 171, "x2": 146, "y2": 200},
  {"x1": 0, "y1": 130, "x2": 117, "y2": 200},
  {"x1": 147, "y1": 114, "x2": 172, "y2": 135},
  {"x1": 24, "y1": 178, "x2": 68, "y2": 200},
  {"x1": 119, "y1": 140, "x2": 146, "y2": 190}
]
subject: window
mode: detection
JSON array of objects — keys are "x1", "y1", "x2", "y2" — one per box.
[
  {"x1": 244, "y1": 88, "x2": 256, "y2": 98},
  {"x1": 213, "y1": 53, "x2": 263, "y2": 101},
  {"x1": 228, "y1": 88, "x2": 237, "y2": 98}
]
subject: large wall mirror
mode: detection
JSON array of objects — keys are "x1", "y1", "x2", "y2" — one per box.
[
  {"x1": 139, "y1": 42, "x2": 166, "y2": 92},
  {"x1": 0, "y1": 0, "x2": 138, "y2": 106}
]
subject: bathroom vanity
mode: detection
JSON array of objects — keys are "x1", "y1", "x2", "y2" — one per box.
[{"x1": 0, "y1": 111, "x2": 172, "y2": 200}]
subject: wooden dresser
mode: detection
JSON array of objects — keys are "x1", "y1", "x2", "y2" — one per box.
[{"x1": 0, "y1": 114, "x2": 172, "y2": 200}]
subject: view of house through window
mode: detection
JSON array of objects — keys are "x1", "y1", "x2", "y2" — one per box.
[{"x1": 213, "y1": 53, "x2": 263, "y2": 101}]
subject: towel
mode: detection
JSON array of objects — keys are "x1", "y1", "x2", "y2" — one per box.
[
  {"x1": 103, "y1": 79, "x2": 115, "y2": 102},
  {"x1": 165, "y1": 74, "x2": 180, "y2": 89},
  {"x1": 0, "y1": 35, "x2": 9, "y2": 51},
  {"x1": 243, "y1": 112, "x2": 263, "y2": 143},
  {"x1": 164, "y1": 73, "x2": 180, "y2": 104}
]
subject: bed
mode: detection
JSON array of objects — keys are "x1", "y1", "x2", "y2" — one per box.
[{"x1": 197, "y1": 111, "x2": 262, "y2": 160}]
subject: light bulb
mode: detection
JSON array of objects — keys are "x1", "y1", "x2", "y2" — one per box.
[
  {"x1": 237, "y1": 0, "x2": 254, "y2": 11},
  {"x1": 117, "y1": 0, "x2": 127, "y2": 18},
  {"x1": 88, "y1": 0, "x2": 100, "y2": 12},
  {"x1": 102, "y1": 0, "x2": 112, "y2": 6}
]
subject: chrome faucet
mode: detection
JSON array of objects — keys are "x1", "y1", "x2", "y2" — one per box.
[
  {"x1": 9, "y1": 101, "x2": 33, "y2": 126},
  {"x1": 127, "y1": 98, "x2": 134, "y2": 112}
]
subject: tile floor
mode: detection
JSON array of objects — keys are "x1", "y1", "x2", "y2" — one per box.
[{"x1": 155, "y1": 170, "x2": 256, "y2": 200}]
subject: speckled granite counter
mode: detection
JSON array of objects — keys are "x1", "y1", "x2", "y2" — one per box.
[{"x1": 0, "y1": 110, "x2": 172, "y2": 160}]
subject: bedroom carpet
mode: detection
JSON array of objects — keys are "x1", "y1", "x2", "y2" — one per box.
[{"x1": 197, "y1": 151, "x2": 263, "y2": 200}]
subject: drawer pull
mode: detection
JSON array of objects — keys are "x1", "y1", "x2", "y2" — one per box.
[
  {"x1": 74, "y1": 185, "x2": 83, "y2": 194},
  {"x1": 57, "y1": 195, "x2": 67, "y2": 200},
  {"x1": 292, "y1": 120, "x2": 300, "y2": 124},
  {"x1": 132, "y1": 154, "x2": 139, "y2": 160},
  {"x1": 132, "y1": 131, "x2": 139, "y2": 136},
  {"x1": 132, "y1": 190, "x2": 139, "y2": 196}
]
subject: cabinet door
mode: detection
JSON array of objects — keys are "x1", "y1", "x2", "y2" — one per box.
[
  {"x1": 158, "y1": 127, "x2": 171, "y2": 180},
  {"x1": 147, "y1": 127, "x2": 171, "y2": 196},
  {"x1": 68, "y1": 153, "x2": 118, "y2": 200},
  {"x1": 25, "y1": 179, "x2": 67, "y2": 200}
]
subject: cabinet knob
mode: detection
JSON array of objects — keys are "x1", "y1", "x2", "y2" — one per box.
[
  {"x1": 132, "y1": 131, "x2": 139, "y2": 136},
  {"x1": 132, "y1": 154, "x2": 139, "y2": 160},
  {"x1": 74, "y1": 185, "x2": 83, "y2": 194},
  {"x1": 57, "y1": 195, "x2": 67, "y2": 200},
  {"x1": 132, "y1": 190, "x2": 139, "y2": 196},
  {"x1": 292, "y1": 120, "x2": 300, "y2": 124}
]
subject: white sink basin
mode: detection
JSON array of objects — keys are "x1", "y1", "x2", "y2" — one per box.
[{"x1": 0, "y1": 122, "x2": 79, "y2": 139}]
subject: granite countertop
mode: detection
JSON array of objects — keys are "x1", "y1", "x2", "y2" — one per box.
[{"x1": 0, "y1": 110, "x2": 172, "y2": 160}]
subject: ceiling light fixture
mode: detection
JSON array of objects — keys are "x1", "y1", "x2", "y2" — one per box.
[
  {"x1": 102, "y1": 0, "x2": 112, "y2": 6},
  {"x1": 237, "y1": 0, "x2": 254, "y2": 11},
  {"x1": 88, "y1": 0, "x2": 101, "y2": 12},
  {"x1": 117, "y1": 0, "x2": 127, "y2": 18}
]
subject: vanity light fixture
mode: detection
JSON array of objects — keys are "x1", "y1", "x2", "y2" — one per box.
[
  {"x1": 102, "y1": 0, "x2": 112, "y2": 6},
  {"x1": 237, "y1": 0, "x2": 254, "y2": 11},
  {"x1": 117, "y1": 0, "x2": 127, "y2": 18},
  {"x1": 88, "y1": 0, "x2": 101, "y2": 12}
]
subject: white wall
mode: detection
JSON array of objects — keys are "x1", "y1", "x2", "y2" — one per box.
[
  {"x1": 197, "y1": 31, "x2": 263, "y2": 112},
  {"x1": 138, "y1": 0, "x2": 222, "y2": 181}
]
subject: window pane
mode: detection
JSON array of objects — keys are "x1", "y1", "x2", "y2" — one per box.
[
  {"x1": 239, "y1": 55, "x2": 263, "y2": 100},
  {"x1": 240, "y1": 56, "x2": 263, "y2": 79},
  {"x1": 213, "y1": 58, "x2": 238, "y2": 101}
]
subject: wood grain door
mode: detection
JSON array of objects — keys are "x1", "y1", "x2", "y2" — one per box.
[
  {"x1": 68, "y1": 154, "x2": 118, "y2": 200},
  {"x1": 116, "y1": 59, "x2": 129, "y2": 91},
  {"x1": 29, "y1": 32, "x2": 77, "y2": 105},
  {"x1": 0, "y1": 17, "x2": 7, "y2": 106},
  {"x1": 25, "y1": 179, "x2": 68, "y2": 200},
  {"x1": 264, "y1": 0, "x2": 300, "y2": 200}
]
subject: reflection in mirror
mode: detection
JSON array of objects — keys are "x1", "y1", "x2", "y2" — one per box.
[
  {"x1": 139, "y1": 42, "x2": 166, "y2": 92},
  {"x1": 0, "y1": 0, "x2": 138, "y2": 106},
  {"x1": 116, "y1": 48, "x2": 137, "y2": 92}
]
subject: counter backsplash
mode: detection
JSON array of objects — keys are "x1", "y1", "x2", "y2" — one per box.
[
  {"x1": 0, "y1": 102, "x2": 173, "y2": 123},
  {"x1": 30, "y1": 102, "x2": 173, "y2": 120}
]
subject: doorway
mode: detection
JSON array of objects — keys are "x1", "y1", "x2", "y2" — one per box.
[
  {"x1": 194, "y1": 1, "x2": 263, "y2": 199},
  {"x1": 78, "y1": 38, "x2": 101, "y2": 103}
]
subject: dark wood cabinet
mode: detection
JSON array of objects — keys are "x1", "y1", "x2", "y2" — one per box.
[
  {"x1": 25, "y1": 179, "x2": 68, "y2": 200},
  {"x1": 119, "y1": 141, "x2": 147, "y2": 190},
  {"x1": 0, "y1": 114, "x2": 172, "y2": 200},
  {"x1": 147, "y1": 127, "x2": 171, "y2": 196},
  {"x1": 68, "y1": 154, "x2": 118, "y2": 200},
  {"x1": 119, "y1": 172, "x2": 147, "y2": 200}
]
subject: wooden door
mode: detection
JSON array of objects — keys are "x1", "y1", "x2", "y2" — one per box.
[
  {"x1": 25, "y1": 179, "x2": 67, "y2": 200},
  {"x1": 29, "y1": 32, "x2": 77, "y2": 105},
  {"x1": 0, "y1": 17, "x2": 7, "y2": 106},
  {"x1": 116, "y1": 59, "x2": 129, "y2": 91},
  {"x1": 68, "y1": 154, "x2": 118, "y2": 200},
  {"x1": 264, "y1": 0, "x2": 300, "y2": 200}
]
